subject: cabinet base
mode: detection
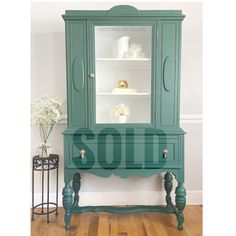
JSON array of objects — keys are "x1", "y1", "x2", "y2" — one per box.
[{"x1": 63, "y1": 172, "x2": 186, "y2": 231}]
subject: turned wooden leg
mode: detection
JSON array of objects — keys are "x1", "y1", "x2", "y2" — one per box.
[
  {"x1": 72, "y1": 173, "x2": 81, "y2": 207},
  {"x1": 164, "y1": 172, "x2": 173, "y2": 207},
  {"x1": 62, "y1": 182, "x2": 73, "y2": 230},
  {"x1": 175, "y1": 182, "x2": 186, "y2": 230}
]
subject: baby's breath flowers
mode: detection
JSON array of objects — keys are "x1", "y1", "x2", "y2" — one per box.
[
  {"x1": 31, "y1": 95, "x2": 64, "y2": 156},
  {"x1": 111, "y1": 103, "x2": 130, "y2": 117}
]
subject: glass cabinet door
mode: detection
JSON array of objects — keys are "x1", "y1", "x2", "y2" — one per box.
[{"x1": 95, "y1": 25, "x2": 152, "y2": 124}]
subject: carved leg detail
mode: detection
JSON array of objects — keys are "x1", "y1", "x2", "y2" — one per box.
[
  {"x1": 164, "y1": 172, "x2": 173, "y2": 207},
  {"x1": 175, "y1": 183, "x2": 186, "y2": 230},
  {"x1": 62, "y1": 183, "x2": 73, "y2": 230},
  {"x1": 72, "y1": 173, "x2": 81, "y2": 207}
]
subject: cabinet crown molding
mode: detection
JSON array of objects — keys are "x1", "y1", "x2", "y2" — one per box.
[{"x1": 62, "y1": 5, "x2": 185, "y2": 19}]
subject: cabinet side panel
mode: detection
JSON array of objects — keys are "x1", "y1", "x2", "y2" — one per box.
[
  {"x1": 160, "y1": 22, "x2": 178, "y2": 127},
  {"x1": 65, "y1": 20, "x2": 87, "y2": 127}
]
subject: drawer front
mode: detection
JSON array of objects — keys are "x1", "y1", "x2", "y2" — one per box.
[
  {"x1": 71, "y1": 139, "x2": 125, "y2": 169},
  {"x1": 67, "y1": 136, "x2": 180, "y2": 169},
  {"x1": 127, "y1": 138, "x2": 179, "y2": 168}
]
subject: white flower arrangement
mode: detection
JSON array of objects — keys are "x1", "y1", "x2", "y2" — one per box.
[
  {"x1": 31, "y1": 95, "x2": 64, "y2": 156},
  {"x1": 111, "y1": 103, "x2": 130, "y2": 117},
  {"x1": 124, "y1": 43, "x2": 145, "y2": 59}
]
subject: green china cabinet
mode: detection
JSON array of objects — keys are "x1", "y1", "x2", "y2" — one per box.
[{"x1": 62, "y1": 5, "x2": 186, "y2": 230}]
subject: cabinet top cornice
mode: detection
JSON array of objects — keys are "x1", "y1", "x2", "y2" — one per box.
[{"x1": 62, "y1": 5, "x2": 185, "y2": 20}]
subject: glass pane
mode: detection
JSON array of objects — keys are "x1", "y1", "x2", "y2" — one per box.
[{"x1": 95, "y1": 26, "x2": 152, "y2": 124}]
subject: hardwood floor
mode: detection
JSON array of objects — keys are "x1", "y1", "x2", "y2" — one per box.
[{"x1": 31, "y1": 206, "x2": 202, "y2": 236}]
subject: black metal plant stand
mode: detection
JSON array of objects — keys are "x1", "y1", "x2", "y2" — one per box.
[{"x1": 31, "y1": 154, "x2": 59, "y2": 223}]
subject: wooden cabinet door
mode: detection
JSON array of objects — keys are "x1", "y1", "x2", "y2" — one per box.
[
  {"x1": 158, "y1": 21, "x2": 181, "y2": 128},
  {"x1": 65, "y1": 20, "x2": 88, "y2": 128}
]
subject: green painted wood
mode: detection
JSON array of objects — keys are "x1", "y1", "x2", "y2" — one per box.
[
  {"x1": 72, "y1": 173, "x2": 81, "y2": 207},
  {"x1": 175, "y1": 183, "x2": 186, "y2": 230},
  {"x1": 65, "y1": 20, "x2": 87, "y2": 128},
  {"x1": 72, "y1": 56, "x2": 84, "y2": 92},
  {"x1": 164, "y1": 172, "x2": 174, "y2": 207},
  {"x1": 64, "y1": 168, "x2": 181, "y2": 181},
  {"x1": 107, "y1": 5, "x2": 140, "y2": 16},
  {"x1": 177, "y1": 134, "x2": 185, "y2": 183},
  {"x1": 62, "y1": 4, "x2": 186, "y2": 231},
  {"x1": 160, "y1": 21, "x2": 179, "y2": 127},
  {"x1": 62, "y1": 183, "x2": 73, "y2": 230},
  {"x1": 71, "y1": 205, "x2": 176, "y2": 214},
  {"x1": 69, "y1": 134, "x2": 179, "y2": 169},
  {"x1": 62, "y1": 6, "x2": 184, "y2": 18},
  {"x1": 63, "y1": 126, "x2": 186, "y2": 135}
]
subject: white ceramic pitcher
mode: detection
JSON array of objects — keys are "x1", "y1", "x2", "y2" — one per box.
[{"x1": 114, "y1": 36, "x2": 130, "y2": 58}]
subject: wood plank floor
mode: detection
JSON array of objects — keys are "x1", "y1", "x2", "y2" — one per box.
[{"x1": 31, "y1": 206, "x2": 202, "y2": 236}]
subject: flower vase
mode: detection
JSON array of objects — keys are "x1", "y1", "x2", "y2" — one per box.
[
  {"x1": 118, "y1": 115, "x2": 127, "y2": 123},
  {"x1": 38, "y1": 143, "x2": 51, "y2": 157}
]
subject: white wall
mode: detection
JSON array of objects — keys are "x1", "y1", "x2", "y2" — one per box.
[{"x1": 31, "y1": 2, "x2": 202, "y2": 205}]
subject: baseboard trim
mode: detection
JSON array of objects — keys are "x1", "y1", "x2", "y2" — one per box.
[
  {"x1": 180, "y1": 114, "x2": 202, "y2": 124},
  {"x1": 32, "y1": 190, "x2": 202, "y2": 207}
]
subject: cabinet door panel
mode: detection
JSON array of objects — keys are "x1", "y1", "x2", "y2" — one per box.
[
  {"x1": 66, "y1": 21, "x2": 87, "y2": 127},
  {"x1": 90, "y1": 23, "x2": 155, "y2": 125},
  {"x1": 160, "y1": 22, "x2": 179, "y2": 127}
]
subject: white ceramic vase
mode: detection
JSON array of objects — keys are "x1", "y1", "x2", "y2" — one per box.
[
  {"x1": 118, "y1": 115, "x2": 127, "y2": 123},
  {"x1": 114, "y1": 36, "x2": 130, "y2": 58}
]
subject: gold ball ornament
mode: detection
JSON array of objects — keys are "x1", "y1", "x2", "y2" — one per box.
[{"x1": 117, "y1": 80, "x2": 128, "y2": 88}]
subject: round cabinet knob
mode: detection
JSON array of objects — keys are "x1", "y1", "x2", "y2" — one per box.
[
  {"x1": 89, "y1": 72, "x2": 95, "y2": 79},
  {"x1": 80, "y1": 149, "x2": 86, "y2": 159},
  {"x1": 163, "y1": 149, "x2": 168, "y2": 158}
]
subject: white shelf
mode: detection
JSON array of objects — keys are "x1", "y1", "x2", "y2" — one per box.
[
  {"x1": 96, "y1": 58, "x2": 151, "y2": 61},
  {"x1": 96, "y1": 92, "x2": 150, "y2": 98},
  {"x1": 96, "y1": 58, "x2": 151, "y2": 70}
]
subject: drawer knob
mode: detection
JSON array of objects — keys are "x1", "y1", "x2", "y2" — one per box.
[
  {"x1": 163, "y1": 149, "x2": 168, "y2": 158},
  {"x1": 80, "y1": 149, "x2": 86, "y2": 159}
]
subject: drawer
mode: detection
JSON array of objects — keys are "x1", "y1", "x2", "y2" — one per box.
[
  {"x1": 68, "y1": 136, "x2": 179, "y2": 169},
  {"x1": 126, "y1": 138, "x2": 179, "y2": 168},
  {"x1": 71, "y1": 139, "x2": 126, "y2": 169}
]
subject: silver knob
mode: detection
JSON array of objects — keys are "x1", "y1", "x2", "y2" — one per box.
[
  {"x1": 80, "y1": 149, "x2": 86, "y2": 159},
  {"x1": 163, "y1": 149, "x2": 168, "y2": 158},
  {"x1": 89, "y1": 72, "x2": 95, "y2": 79}
]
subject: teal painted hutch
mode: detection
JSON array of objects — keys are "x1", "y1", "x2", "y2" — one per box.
[{"x1": 62, "y1": 5, "x2": 186, "y2": 231}]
